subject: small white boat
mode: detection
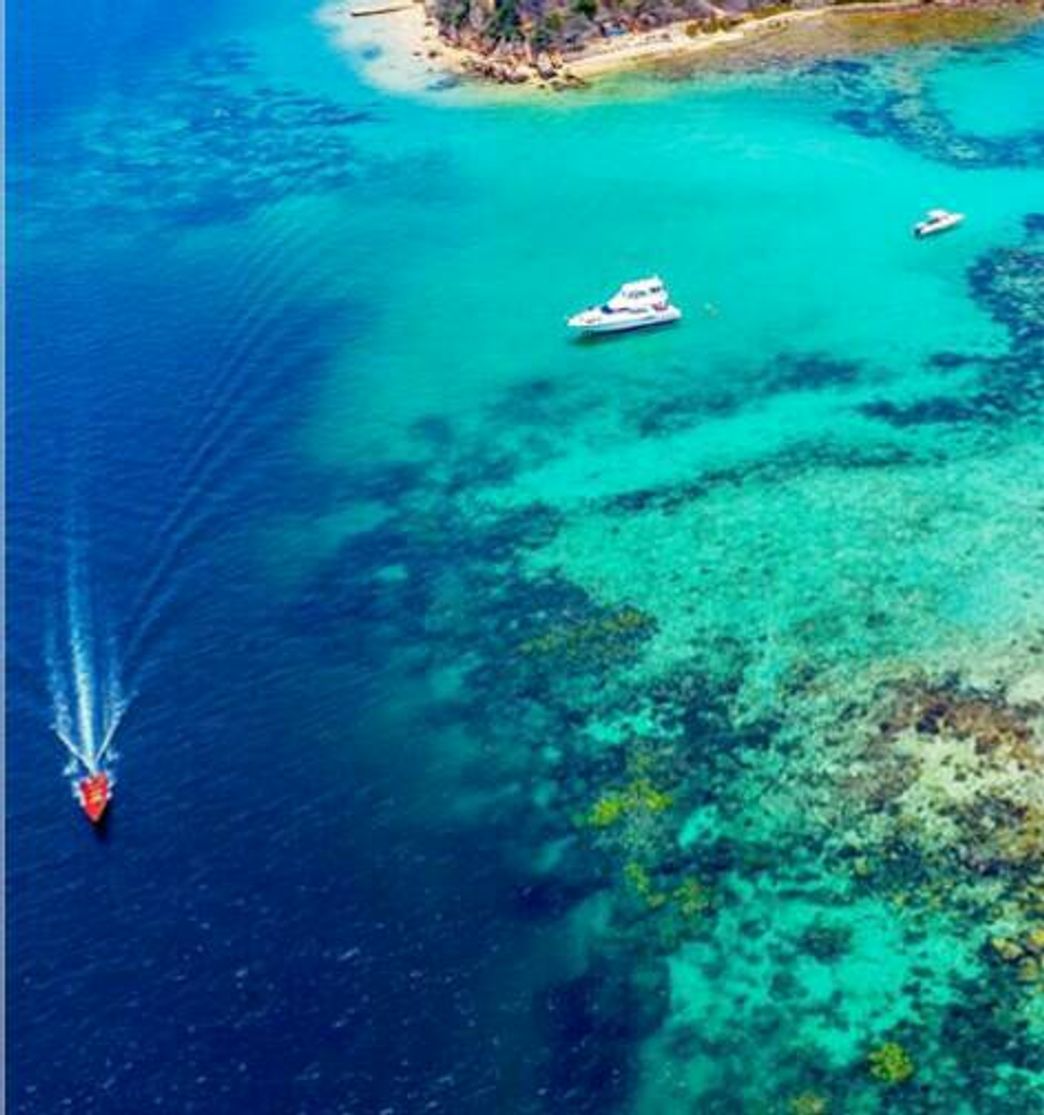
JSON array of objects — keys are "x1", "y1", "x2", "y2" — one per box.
[
  {"x1": 913, "y1": 208, "x2": 965, "y2": 239},
  {"x1": 568, "y1": 276, "x2": 682, "y2": 335}
]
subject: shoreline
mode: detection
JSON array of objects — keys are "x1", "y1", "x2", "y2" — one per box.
[
  {"x1": 564, "y1": 1, "x2": 913, "y2": 80},
  {"x1": 318, "y1": 0, "x2": 1041, "y2": 97},
  {"x1": 317, "y1": 0, "x2": 471, "y2": 96}
]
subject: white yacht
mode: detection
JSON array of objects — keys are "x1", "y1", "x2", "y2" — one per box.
[
  {"x1": 914, "y1": 208, "x2": 965, "y2": 239},
  {"x1": 567, "y1": 276, "x2": 682, "y2": 335}
]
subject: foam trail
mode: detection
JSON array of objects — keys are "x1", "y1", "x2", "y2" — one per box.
[
  {"x1": 67, "y1": 561, "x2": 100, "y2": 771},
  {"x1": 95, "y1": 645, "x2": 130, "y2": 765},
  {"x1": 47, "y1": 623, "x2": 91, "y2": 769},
  {"x1": 48, "y1": 526, "x2": 133, "y2": 775}
]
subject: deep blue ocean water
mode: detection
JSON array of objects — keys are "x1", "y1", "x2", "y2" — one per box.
[
  {"x1": 9, "y1": 1, "x2": 1044, "y2": 1112},
  {"x1": 6, "y1": 221, "x2": 542, "y2": 1102},
  {"x1": 8, "y1": 5, "x2": 561, "y2": 1112}
]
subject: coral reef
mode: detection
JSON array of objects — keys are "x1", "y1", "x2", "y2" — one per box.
[
  {"x1": 266, "y1": 162, "x2": 1044, "y2": 1115},
  {"x1": 288, "y1": 358, "x2": 1044, "y2": 1111}
]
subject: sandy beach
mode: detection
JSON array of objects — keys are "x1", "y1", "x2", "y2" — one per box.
[{"x1": 317, "y1": 0, "x2": 473, "y2": 95}]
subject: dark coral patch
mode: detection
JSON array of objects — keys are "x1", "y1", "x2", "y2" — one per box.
[
  {"x1": 926, "y1": 350, "x2": 978, "y2": 372},
  {"x1": 1025, "y1": 213, "x2": 1044, "y2": 239},
  {"x1": 968, "y1": 245, "x2": 1044, "y2": 350},
  {"x1": 488, "y1": 377, "x2": 562, "y2": 425},
  {"x1": 632, "y1": 351, "x2": 863, "y2": 439},
  {"x1": 828, "y1": 48, "x2": 1044, "y2": 170},
  {"x1": 761, "y1": 352, "x2": 862, "y2": 393},
  {"x1": 600, "y1": 441, "x2": 918, "y2": 518},
  {"x1": 11, "y1": 38, "x2": 385, "y2": 235},
  {"x1": 862, "y1": 222, "x2": 1043, "y2": 430},
  {"x1": 858, "y1": 393, "x2": 997, "y2": 428},
  {"x1": 634, "y1": 388, "x2": 739, "y2": 438},
  {"x1": 409, "y1": 414, "x2": 456, "y2": 448}
]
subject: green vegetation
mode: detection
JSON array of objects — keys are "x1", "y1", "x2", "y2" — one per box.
[
  {"x1": 433, "y1": 0, "x2": 471, "y2": 30},
  {"x1": 751, "y1": 2, "x2": 793, "y2": 18},
  {"x1": 485, "y1": 0, "x2": 522, "y2": 43},
  {"x1": 531, "y1": 17, "x2": 555, "y2": 52}
]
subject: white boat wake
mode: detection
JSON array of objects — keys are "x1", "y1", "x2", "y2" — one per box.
[{"x1": 47, "y1": 535, "x2": 133, "y2": 778}]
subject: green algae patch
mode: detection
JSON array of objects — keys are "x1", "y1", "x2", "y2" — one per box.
[
  {"x1": 517, "y1": 605, "x2": 657, "y2": 666},
  {"x1": 867, "y1": 1040, "x2": 916, "y2": 1085},
  {"x1": 673, "y1": 878, "x2": 712, "y2": 921},
  {"x1": 579, "y1": 775, "x2": 678, "y2": 881},
  {"x1": 583, "y1": 777, "x2": 674, "y2": 830},
  {"x1": 567, "y1": 725, "x2": 725, "y2": 951},
  {"x1": 586, "y1": 793, "x2": 629, "y2": 828},
  {"x1": 624, "y1": 861, "x2": 669, "y2": 909},
  {"x1": 621, "y1": 863, "x2": 714, "y2": 920},
  {"x1": 788, "y1": 1094, "x2": 829, "y2": 1115}
]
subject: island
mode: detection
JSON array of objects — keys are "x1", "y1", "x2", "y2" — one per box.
[{"x1": 321, "y1": 0, "x2": 1041, "y2": 92}]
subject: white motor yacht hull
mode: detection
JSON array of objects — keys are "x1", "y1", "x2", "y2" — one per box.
[
  {"x1": 914, "y1": 214, "x2": 965, "y2": 238},
  {"x1": 568, "y1": 305, "x2": 682, "y2": 335}
]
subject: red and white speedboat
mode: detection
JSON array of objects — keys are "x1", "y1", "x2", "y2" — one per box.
[{"x1": 77, "y1": 771, "x2": 112, "y2": 824}]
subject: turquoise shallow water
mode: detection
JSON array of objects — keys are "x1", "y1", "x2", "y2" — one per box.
[
  {"x1": 274, "y1": 22, "x2": 1044, "y2": 1111},
  {"x1": 10, "y1": 4, "x2": 1044, "y2": 1111},
  {"x1": 929, "y1": 35, "x2": 1044, "y2": 137}
]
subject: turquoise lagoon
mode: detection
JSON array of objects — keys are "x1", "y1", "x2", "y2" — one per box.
[
  {"x1": 11, "y1": 3, "x2": 1044, "y2": 1111},
  {"x1": 278, "y1": 22, "x2": 1044, "y2": 1112}
]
